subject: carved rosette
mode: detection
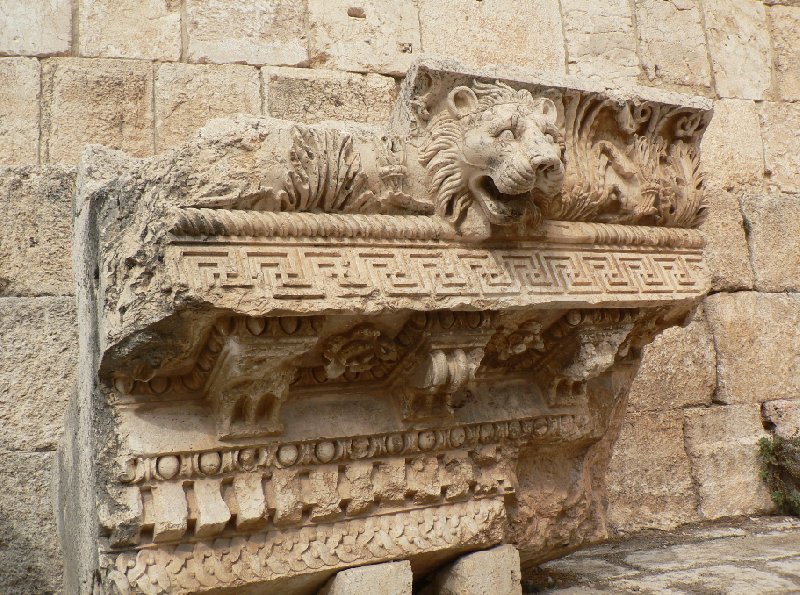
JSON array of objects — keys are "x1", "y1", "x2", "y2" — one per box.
[{"x1": 61, "y1": 60, "x2": 712, "y2": 594}]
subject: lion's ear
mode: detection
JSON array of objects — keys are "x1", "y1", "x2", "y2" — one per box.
[
  {"x1": 533, "y1": 97, "x2": 558, "y2": 125},
  {"x1": 447, "y1": 86, "x2": 478, "y2": 118}
]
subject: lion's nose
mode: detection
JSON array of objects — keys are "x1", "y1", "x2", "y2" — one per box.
[{"x1": 531, "y1": 154, "x2": 563, "y2": 173}]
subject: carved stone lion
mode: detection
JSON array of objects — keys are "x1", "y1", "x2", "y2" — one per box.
[{"x1": 419, "y1": 80, "x2": 565, "y2": 229}]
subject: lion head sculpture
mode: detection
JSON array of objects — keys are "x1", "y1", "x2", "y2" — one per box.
[{"x1": 419, "y1": 80, "x2": 565, "y2": 229}]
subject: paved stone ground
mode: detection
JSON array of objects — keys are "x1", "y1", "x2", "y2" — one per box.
[{"x1": 524, "y1": 516, "x2": 800, "y2": 594}]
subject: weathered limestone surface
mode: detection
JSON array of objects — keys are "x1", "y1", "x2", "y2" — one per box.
[
  {"x1": 634, "y1": 0, "x2": 711, "y2": 88},
  {"x1": 702, "y1": 0, "x2": 772, "y2": 100},
  {"x1": 699, "y1": 190, "x2": 755, "y2": 292},
  {"x1": 0, "y1": 57, "x2": 40, "y2": 165},
  {"x1": 0, "y1": 167, "x2": 76, "y2": 296},
  {"x1": 533, "y1": 517, "x2": 800, "y2": 593},
  {"x1": 155, "y1": 63, "x2": 261, "y2": 151},
  {"x1": 0, "y1": 297, "x2": 77, "y2": 451},
  {"x1": 59, "y1": 60, "x2": 712, "y2": 593},
  {"x1": 699, "y1": 99, "x2": 764, "y2": 192},
  {"x1": 704, "y1": 292, "x2": 800, "y2": 405},
  {"x1": 759, "y1": 102, "x2": 800, "y2": 194},
  {"x1": 763, "y1": 400, "x2": 800, "y2": 439},
  {"x1": 626, "y1": 309, "x2": 715, "y2": 413},
  {"x1": 264, "y1": 67, "x2": 396, "y2": 124},
  {"x1": 320, "y1": 561, "x2": 413, "y2": 595},
  {"x1": 418, "y1": 0, "x2": 565, "y2": 71},
  {"x1": 684, "y1": 404, "x2": 773, "y2": 519},
  {"x1": 307, "y1": 0, "x2": 420, "y2": 76},
  {"x1": 741, "y1": 194, "x2": 800, "y2": 293},
  {"x1": 41, "y1": 58, "x2": 154, "y2": 164},
  {"x1": 607, "y1": 410, "x2": 699, "y2": 533},
  {"x1": 78, "y1": 0, "x2": 181, "y2": 61},
  {"x1": 768, "y1": 5, "x2": 800, "y2": 100},
  {"x1": 560, "y1": 0, "x2": 639, "y2": 83},
  {"x1": 186, "y1": 0, "x2": 308, "y2": 66},
  {"x1": 421, "y1": 545, "x2": 522, "y2": 595},
  {"x1": 0, "y1": 0, "x2": 71, "y2": 56},
  {"x1": 0, "y1": 452, "x2": 63, "y2": 594}
]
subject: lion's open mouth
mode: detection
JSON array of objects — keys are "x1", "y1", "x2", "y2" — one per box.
[{"x1": 469, "y1": 175, "x2": 530, "y2": 224}]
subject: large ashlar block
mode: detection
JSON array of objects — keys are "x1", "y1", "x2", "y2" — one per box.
[
  {"x1": 0, "y1": 452, "x2": 63, "y2": 594},
  {"x1": 0, "y1": 297, "x2": 76, "y2": 451},
  {"x1": 155, "y1": 62, "x2": 261, "y2": 151},
  {"x1": 626, "y1": 308, "x2": 715, "y2": 413},
  {"x1": 0, "y1": 167, "x2": 76, "y2": 296},
  {"x1": 684, "y1": 404, "x2": 773, "y2": 519},
  {"x1": 759, "y1": 102, "x2": 800, "y2": 194},
  {"x1": 60, "y1": 59, "x2": 712, "y2": 593},
  {"x1": 264, "y1": 67, "x2": 396, "y2": 124},
  {"x1": 702, "y1": 0, "x2": 771, "y2": 100},
  {"x1": 308, "y1": 0, "x2": 420, "y2": 76},
  {"x1": 320, "y1": 561, "x2": 413, "y2": 595},
  {"x1": 704, "y1": 292, "x2": 800, "y2": 405},
  {"x1": 634, "y1": 0, "x2": 711, "y2": 88},
  {"x1": 186, "y1": 0, "x2": 308, "y2": 66},
  {"x1": 421, "y1": 545, "x2": 522, "y2": 595},
  {"x1": 0, "y1": 57, "x2": 41, "y2": 165},
  {"x1": 41, "y1": 58, "x2": 153, "y2": 164},
  {"x1": 78, "y1": 0, "x2": 180, "y2": 60},
  {"x1": 699, "y1": 99, "x2": 764, "y2": 192},
  {"x1": 768, "y1": 5, "x2": 800, "y2": 101},
  {"x1": 560, "y1": 0, "x2": 639, "y2": 83},
  {"x1": 699, "y1": 190, "x2": 755, "y2": 292},
  {"x1": 741, "y1": 194, "x2": 800, "y2": 293},
  {"x1": 418, "y1": 0, "x2": 565, "y2": 72},
  {"x1": 0, "y1": 0, "x2": 71, "y2": 56},
  {"x1": 607, "y1": 410, "x2": 700, "y2": 533}
]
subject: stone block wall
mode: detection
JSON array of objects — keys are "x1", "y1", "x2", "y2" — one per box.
[{"x1": 0, "y1": 0, "x2": 798, "y2": 591}]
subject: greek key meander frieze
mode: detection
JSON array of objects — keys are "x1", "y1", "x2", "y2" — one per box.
[
  {"x1": 64, "y1": 60, "x2": 713, "y2": 594},
  {"x1": 172, "y1": 242, "x2": 704, "y2": 301}
]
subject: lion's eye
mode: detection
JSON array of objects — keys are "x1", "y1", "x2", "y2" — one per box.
[{"x1": 497, "y1": 129, "x2": 515, "y2": 141}]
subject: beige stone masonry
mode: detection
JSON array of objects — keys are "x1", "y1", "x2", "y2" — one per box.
[
  {"x1": 0, "y1": 57, "x2": 40, "y2": 165},
  {"x1": 560, "y1": 0, "x2": 639, "y2": 84},
  {"x1": 626, "y1": 308, "x2": 715, "y2": 413},
  {"x1": 307, "y1": 0, "x2": 420, "y2": 76},
  {"x1": 684, "y1": 404, "x2": 773, "y2": 519},
  {"x1": 41, "y1": 58, "x2": 154, "y2": 164},
  {"x1": 418, "y1": 0, "x2": 565, "y2": 72},
  {"x1": 634, "y1": 0, "x2": 711, "y2": 89},
  {"x1": 0, "y1": 0, "x2": 71, "y2": 56},
  {"x1": 264, "y1": 67, "x2": 396, "y2": 124},
  {"x1": 699, "y1": 190, "x2": 755, "y2": 292},
  {"x1": 155, "y1": 62, "x2": 261, "y2": 151},
  {"x1": 741, "y1": 194, "x2": 800, "y2": 292},
  {"x1": 421, "y1": 545, "x2": 522, "y2": 595},
  {"x1": 762, "y1": 400, "x2": 800, "y2": 438},
  {"x1": 702, "y1": 0, "x2": 772, "y2": 100},
  {"x1": 0, "y1": 297, "x2": 76, "y2": 451},
  {"x1": 0, "y1": 452, "x2": 63, "y2": 593},
  {"x1": 704, "y1": 292, "x2": 800, "y2": 405},
  {"x1": 699, "y1": 99, "x2": 764, "y2": 192},
  {"x1": 607, "y1": 410, "x2": 700, "y2": 533},
  {"x1": 186, "y1": 0, "x2": 308, "y2": 66},
  {"x1": 760, "y1": 102, "x2": 800, "y2": 194},
  {"x1": 320, "y1": 561, "x2": 413, "y2": 595},
  {"x1": 0, "y1": 167, "x2": 76, "y2": 296},
  {"x1": 768, "y1": 5, "x2": 800, "y2": 101},
  {"x1": 78, "y1": 0, "x2": 180, "y2": 61}
]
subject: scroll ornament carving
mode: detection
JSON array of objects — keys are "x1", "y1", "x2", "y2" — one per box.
[{"x1": 62, "y1": 60, "x2": 713, "y2": 594}]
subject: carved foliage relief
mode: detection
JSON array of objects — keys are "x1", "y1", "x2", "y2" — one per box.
[{"x1": 64, "y1": 60, "x2": 712, "y2": 594}]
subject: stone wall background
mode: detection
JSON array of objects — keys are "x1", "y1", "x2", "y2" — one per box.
[{"x1": 1, "y1": 0, "x2": 798, "y2": 591}]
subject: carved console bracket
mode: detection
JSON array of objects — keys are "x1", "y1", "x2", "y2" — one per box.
[{"x1": 59, "y1": 59, "x2": 712, "y2": 595}]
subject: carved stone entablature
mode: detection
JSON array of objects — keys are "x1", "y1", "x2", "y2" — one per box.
[{"x1": 59, "y1": 60, "x2": 712, "y2": 594}]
